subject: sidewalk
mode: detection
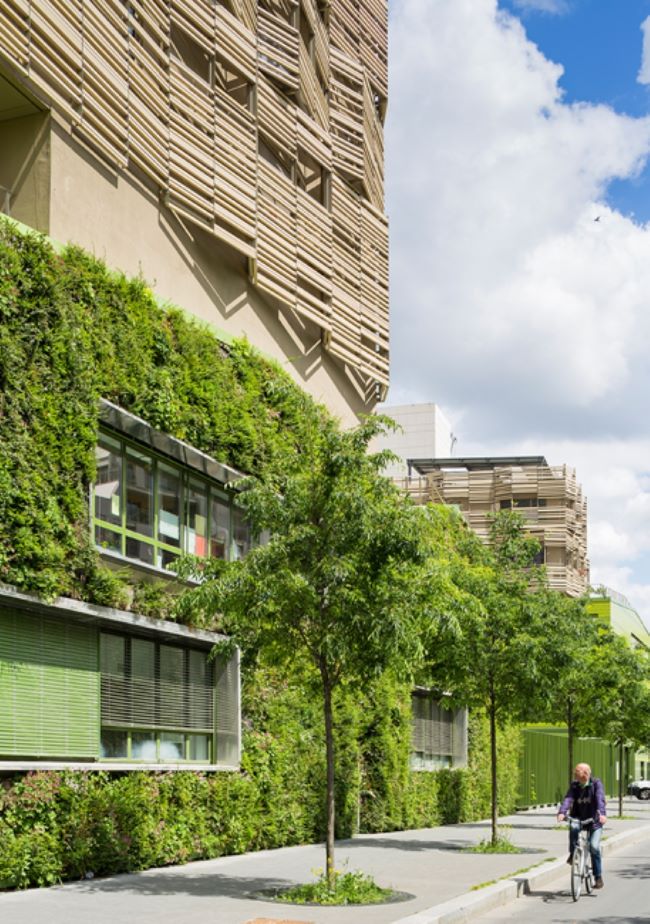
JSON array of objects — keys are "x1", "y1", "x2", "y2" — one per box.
[{"x1": 2, "y1": 800, "x2": 650, "y2": 924}]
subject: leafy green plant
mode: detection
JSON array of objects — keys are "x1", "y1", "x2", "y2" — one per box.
[{"x1": 281, "y1": 868, "x2": 394, "y2": 905}]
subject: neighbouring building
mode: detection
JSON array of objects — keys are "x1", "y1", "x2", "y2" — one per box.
[
  {"x1": 588, "y1": 586, "x2": 650, "y2": 651},
  {"x1": 406, "y1": 455, "x2": 589, "y2": 598},
  {"x1": 370, "y1": 402, "x2": 455, "y2": 481},
  {"x1": 0, "y1": 0, "x2": 388, "y2": 424}
]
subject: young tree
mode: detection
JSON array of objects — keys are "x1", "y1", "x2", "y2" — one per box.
[
  {"x1": 428, "y1": 511, "x2": 563, "y2": 846},
  {"x1": 177, "y1": 415, "x2": 438, "y2": 884}
]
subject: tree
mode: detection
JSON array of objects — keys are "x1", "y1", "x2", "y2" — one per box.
[
  {"x1": 177, "y1": 415, "x2": 436, "y2": 885},
  {"x1": 579, "y1": 629, "x2": 650, "y2": 816},
  {"x1": 428, "y1": 511, "x2": 562, "y2": 846}
]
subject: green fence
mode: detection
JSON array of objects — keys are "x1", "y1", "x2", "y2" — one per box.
[{"x1": 519, "y1": 726, "x2": 633, "y2": 807}]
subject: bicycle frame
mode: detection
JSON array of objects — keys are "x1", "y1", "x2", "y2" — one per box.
[{"x1": 569, "y1": 819, "x2": 594, "y2": 902}]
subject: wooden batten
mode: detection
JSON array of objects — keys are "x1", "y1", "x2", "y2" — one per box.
[{"x1": 0, "y1": 0, "x2": 390, "y2": 393}]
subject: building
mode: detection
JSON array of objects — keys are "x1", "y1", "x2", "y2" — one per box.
[
  {"x1": 0, "y1": 0, "x2": 388, "y2": 424},
  {"x1": 406, "y1": 456, "x2": 589, "y2": 597},
  {"x1": 0, "y1": 399, "x2": 243, "y2": 771},
  {"x1": 588, "y1": 587, "x2": 650, "y2": 650},
  {"x1": 370, "y1": 402, "x2": 455, "y2": 481}
]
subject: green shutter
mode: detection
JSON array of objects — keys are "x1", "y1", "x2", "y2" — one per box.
[{"x1": 0, "y1": 608, "x2": 99, "y2": 758}]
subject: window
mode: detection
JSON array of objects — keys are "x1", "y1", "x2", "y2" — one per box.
[
  {"x1": 500, "y1": 498, "x2": 547, "y2": 509},
  {"x1": 99, "y1": 631, "x2": 214, "y2": 763},
  {"x1": 411, "y1": 692, "x2": 467, "y2": 771},
  {"x1": 92, "y1": 430, "x2": 252, "y2": 570}
]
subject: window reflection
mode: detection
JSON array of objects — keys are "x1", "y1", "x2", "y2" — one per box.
[
  {"x1": 210, "y1": 497, "x2": 230, "y2": 559},
  {"x1": 233, "y1": 506, "x2": 252, "y2": 559},
  {"x1": 95, "y1": 438, "x2": 122, "y2": 526},
  {"x1": 126, "y1": 448, "x2": 153, "y2": 537}
]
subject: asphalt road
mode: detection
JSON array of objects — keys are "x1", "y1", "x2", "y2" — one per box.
[{"x1": 479, "y1": 834, "x2": 650, "y2": 923}]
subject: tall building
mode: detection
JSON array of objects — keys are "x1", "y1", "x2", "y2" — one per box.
[
  {"x1": 0, "y1": 0, "x2": 388, "y2": 424},
  {"x1": 371, "y1": 402, "x2": 454, "y2": 480},
  {"x1": 407, "y1": 456, "x2": 589, "y2": 597}
]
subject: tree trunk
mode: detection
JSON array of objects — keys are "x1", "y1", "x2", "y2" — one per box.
[
  {"x1": 322, "y1": 670, "x2": 336, "y2": 889},
  {"x1": 618, "y1": 739, "x2": 624, "y2": 818},
  {"x1": 489, "y1": 684, "x2": 498, "y2": 847},
  {"x1": 567, "y1": 696, "x2": 574, "y2": 787}
]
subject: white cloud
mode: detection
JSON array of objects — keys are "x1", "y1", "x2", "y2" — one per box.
[
  {"x1": 512, "y1": 0, "x2": 569, "y2": 13},
  {"x1": 638, "y1": 15, "x2": 650, "y2": 85},
  {"x1": 387, "y1": 0, "x2": 650, "y2": 626}
]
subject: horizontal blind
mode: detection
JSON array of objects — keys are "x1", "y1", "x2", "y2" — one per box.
[
  {"x1": 100, "y1": 633, "x2": 214, "y2": 732},
  {"x1": 0, "y1": 608, "x2": 99, "y2": 758}
]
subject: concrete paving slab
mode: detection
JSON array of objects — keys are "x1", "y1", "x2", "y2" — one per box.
[{"x1": 1, "y1": 800, "x2": 649, "y2": 924}]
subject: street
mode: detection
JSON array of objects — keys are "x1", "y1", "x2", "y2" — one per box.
[{"x1": 479, "y1": 831, "x2": 650, "y2": 923}]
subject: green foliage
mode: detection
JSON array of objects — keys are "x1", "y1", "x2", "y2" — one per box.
[
  {"x1": 465, "y1": 833, "x2": 521, "y2": 854},
  {"x1": 0, "y1": 218, "x2": 330, "y2": 612},
  {"x1": 280, "y1": 868, "x2": 394, "y2": 905}
]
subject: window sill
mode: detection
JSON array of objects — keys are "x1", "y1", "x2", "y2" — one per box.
[{"x1": 0, "y1": 760, "x2": 238, "y2": 773}]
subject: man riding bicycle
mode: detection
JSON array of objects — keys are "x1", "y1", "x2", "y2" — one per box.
[{"x1": 556, "y1": 762, "x2": 607, "y2": 889}]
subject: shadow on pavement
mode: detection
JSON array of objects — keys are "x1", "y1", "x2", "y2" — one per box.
[
  {"x1": 68, "y1": 872, "x2": 297, "y2": 900},
  {"x1": 613, "y1": 859, "x2": 650, "y2": 880}
]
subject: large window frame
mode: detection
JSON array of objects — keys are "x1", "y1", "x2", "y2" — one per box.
[
  {"x1": 92, "y1": 429, "x2": 252, "y2": 572},
  {"x1": 100, "y1": 630, "x2": 215, "y2": 764},
  {"x1": 411, "y1": 691, "x2": 468, "y2": 772}
]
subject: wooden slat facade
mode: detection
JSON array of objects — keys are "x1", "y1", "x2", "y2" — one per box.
[
  {"x1": 0, "y1": 0, "x2": 388, "y2": 392},
  {"x1": 405, "y1": 463, "x2": 589, "y2": 598}
]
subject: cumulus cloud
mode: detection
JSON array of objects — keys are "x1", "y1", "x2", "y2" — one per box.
[
  {"x1": 638, "y1": 15, "x2": 650, "y2": 85},
  {"x1": 387, "y1": 0, "x2": 650, "y2": 625}
]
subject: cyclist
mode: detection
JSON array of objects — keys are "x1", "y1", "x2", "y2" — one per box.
[{"x1": 557, "y1": 762, "x2": 607, "y2": 889}]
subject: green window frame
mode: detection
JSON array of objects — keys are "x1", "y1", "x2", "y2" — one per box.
[
  {"x1": 100, "y1": 631, "x2": 214, "y2": 763},
  {"x1": 92, "y1": 430, "x2": 252, "y2": 571}
]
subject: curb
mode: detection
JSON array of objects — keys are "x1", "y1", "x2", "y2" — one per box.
[{"x1": 389, "y1": 823, "x2": 650, "y2": 924}]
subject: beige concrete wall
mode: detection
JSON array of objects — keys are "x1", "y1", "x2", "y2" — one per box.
[
  {"x1": 48, "y1": 124, "x2": 372, "y2": 426},
  {"x1": 0, "y1": 111, "x2": 50, "y2": 231}
]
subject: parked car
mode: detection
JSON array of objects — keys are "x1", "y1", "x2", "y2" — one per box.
[{"x1": 627, "y1": 779, "x2": 650, "y2": 800}]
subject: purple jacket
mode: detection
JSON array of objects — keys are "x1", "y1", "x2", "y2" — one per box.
[{"x1": 559, "y1": 777, "x2": 606, "y2": 829}]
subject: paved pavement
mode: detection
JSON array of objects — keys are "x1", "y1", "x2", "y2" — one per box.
[
  {"x1": 478, "y1": 833, "x2": 650, "y2": 922},
  {"x1": 1, "y1": 799, "x2": 650, "y2": 924}
]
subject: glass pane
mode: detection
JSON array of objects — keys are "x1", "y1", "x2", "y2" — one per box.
[
  {"x1": 131, "y1": 638, "x2": 156, "y2": 727},
  {"x1": 126, "y1": 448, "x2": 153, "y2": 537},
  {"x1": 159, "y1": 548, "x2": 179, "y2": 571},
  {"x1": 160, "y1": 732, "x2": 184, "y2": 760},
  {"x1": 187, "y1": 483, "x2": 208, "y2": 556},
  {"x1": 95, "y1": 440, "x2": 122, "y2": 526},
  {"x1": 232, "y1": 506, "x2": 251, "y2": 560},
  {"x1": 160, "y1": 645, "x2": 185, "y2": 727},
  {"x1": 95, "y1": 525, "x2": 122, "y2": 554},
  {"x1": 188, "y1": 734, "x2": 210, "y2": 761},
  {"x1": 101, "y1": 634, "x2": 127, "y2": 676},
  {"x1": 188, "y1": 649, "x2": 213, "y2": 729},
  {"x1": 125, "y1": 536, "x2": 154, "y2": 565},
  {"x1": 100, "y1": 729, "x2": 128, "y2": 758},
  {"x1": 131, "y1": 731, "x2": 157, "y2": 760},
  {"x1": 100, "y1": 634, "x2": 129, "y2": 724},
  {"x1": 158, "y1": 465, "x2": 181, "y2": 548},
  {"x1": 210, "y1": 497, "x2": 230, "y2": 559}
]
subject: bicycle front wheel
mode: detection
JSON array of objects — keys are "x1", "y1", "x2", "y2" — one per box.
[{"x1": 571, "y1": 849, "x2": 583, "y2": 901}]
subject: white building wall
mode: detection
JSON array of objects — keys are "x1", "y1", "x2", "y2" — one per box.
[{"x1": 372, "y1": 403, "x2": 454, "y2": 480}]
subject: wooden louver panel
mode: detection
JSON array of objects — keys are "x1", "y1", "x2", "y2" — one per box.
[{"x1": 0, "y1": 0, "x2": 390, "y2": 394}]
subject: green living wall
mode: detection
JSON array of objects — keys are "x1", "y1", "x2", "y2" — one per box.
[{"x1": 0, "y1": 219, "x2": 522, "y2": 889}]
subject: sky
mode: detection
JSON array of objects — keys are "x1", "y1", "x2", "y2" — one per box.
[{"x1": 386, "y1": 0, "x2": 650, "y2": 628}]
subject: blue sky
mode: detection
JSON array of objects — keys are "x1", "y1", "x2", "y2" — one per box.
[
  {"x1": 387, "y1": 0, "x2": 650, "y2": 627},
  {"x1": 499, "y1": 0, "x2": 650, "y2": 219}
]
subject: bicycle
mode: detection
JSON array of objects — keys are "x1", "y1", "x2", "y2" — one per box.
[{"x1": 568, "y1": 818, "x2": 594, "y2": 901}]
